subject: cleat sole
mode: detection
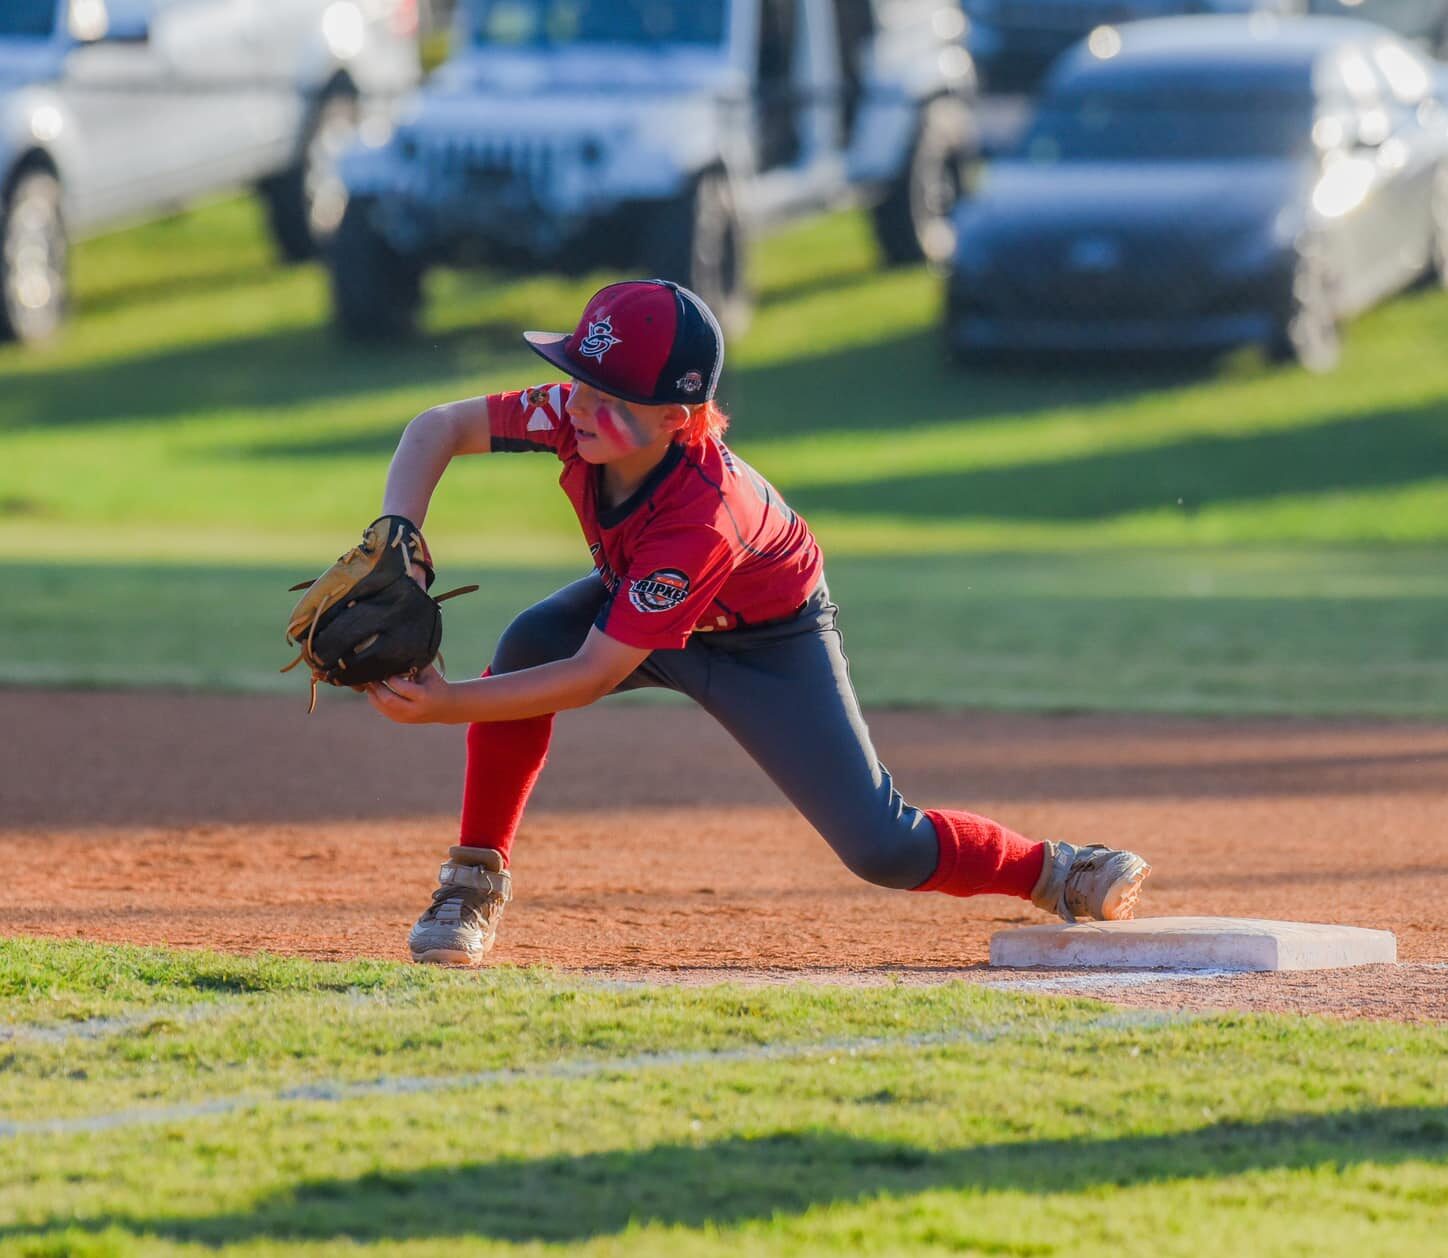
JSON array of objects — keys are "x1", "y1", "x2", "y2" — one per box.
[
  {"x1": 410, "y1": 947, "x2": 484, "y2": 966},
  {"x1": 1100, "y1": 859, "x2": 1151, "y2": 921}
]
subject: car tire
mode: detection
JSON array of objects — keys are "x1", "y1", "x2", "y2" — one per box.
[
  {"x1": 260, "y1": 88, "x2": 361, "y2": 263},
  {"x1": 0, "y1": 168, "x2": 67, "y2": 345},
  {"x1": 872, "y1": 96, "x2": 973, "y2": 269},
  {"x1": 1268, "y1": 244, "x2": 1340, "y2": 373},
  {"x1": 943, "y1": 283, "x2": 981, "y2": 367},
  {"x1": 329, "y1": 197, "x2": 423, "y2": 340},
  {"x1": 645, "y1": 170, "x2": 751, "y2": 337},
  {"x1": 944, "y1": 330, "x2": 987, "y2": 368}
]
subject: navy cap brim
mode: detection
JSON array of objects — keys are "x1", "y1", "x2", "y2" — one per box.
[{"x1": 522, "y1": 330, "x2": 662, "y2": 407}]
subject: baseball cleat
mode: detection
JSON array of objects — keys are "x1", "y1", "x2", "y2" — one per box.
[
  {"x1": 1031, "y1": 841, "x2": 1151, "y2": 924},
  {"x1": 408, "y1": 845, "x2": 512, "y2": 965}
]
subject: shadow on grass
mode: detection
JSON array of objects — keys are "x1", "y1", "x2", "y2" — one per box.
[
  {"x1": 73, "y1": 255, "x2": 282, "y2": 318},
  {"x1": 752, "y1": 254, "x2": 892, "y2": 310},
  {"x1": 787, "y1": 398, "x2": 1448, "y2": 522},
  {"x1": 0, "y1": 321, "x2": 520, "y2": 431},
  {"x1": 7, "y1": 1107, "x2": 1445, "y2": 1245},
  {"x1": 726, "y1": 330, "x2": 1210, "y2": 439},
  {"x1": 2, "y1": 208, "x2": 1217, "y2": 442},
  {"x1": 231, "y1": 326, "x2": 1207, "y2": 462}
]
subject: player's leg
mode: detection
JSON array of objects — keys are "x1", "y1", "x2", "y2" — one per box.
[
  {"x1": 690, "y1": 589, "x2": 1148, "y2": 920},
  {"x1": 412, "y1": 578, "x2": 606, "y2": 964},
  {"x1": 455, "y1": 576, "x2": 610, "y2": 865},
  {"x1": 460, "y1": 575, "x2": 690, "y2": 859},
  {"x1": 412, "y1": 576, "x2": 699, "y2": 965}
]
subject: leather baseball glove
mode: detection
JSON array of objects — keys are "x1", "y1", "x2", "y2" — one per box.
[{"x1": 282, "y1": 515, "x2": 476, "y2": 712}]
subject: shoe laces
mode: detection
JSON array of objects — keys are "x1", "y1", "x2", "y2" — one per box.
[
  {"x1": 424, "y1": 880, "x2": 502, "y2": 928},
  {"x1": 1061, "y1": 847, "x2": 1122, "y2": 921}
]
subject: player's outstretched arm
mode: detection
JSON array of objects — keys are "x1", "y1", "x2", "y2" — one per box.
[
  {"x1": 381, "y1": 396, "x2": 494, "y2": 526},
  {"x1": 364, "y1": 627, "x2": 649, "y2": 726}
]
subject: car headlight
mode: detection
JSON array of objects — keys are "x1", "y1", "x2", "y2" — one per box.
[
  {"x1": 322, "y1": 1, "x2": 367, "y2": 60},
  {"x1": 1311, "y1": 156, "x2": 1374, "y2": 220}
]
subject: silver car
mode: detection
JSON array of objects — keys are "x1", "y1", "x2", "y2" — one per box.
[
  {"x1": 0, "y1": 0, "x2": 420, "y2": 343},
  {"x1": 330, "y1": 0, "x2": 978, "y2": 339}
]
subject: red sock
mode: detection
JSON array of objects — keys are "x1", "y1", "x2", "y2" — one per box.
[
  {"x1": 913, "y1": 809, "x2": 1045, "y2": 900},
  {"x1": 457, "y1": 677, "x2": 554, "y2": 865}
]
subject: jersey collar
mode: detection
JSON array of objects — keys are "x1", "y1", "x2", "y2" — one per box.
[{"x1": 595, "y1": 441, "x2": 686, "y2": 530}]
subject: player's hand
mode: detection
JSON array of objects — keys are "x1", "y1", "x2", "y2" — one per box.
[{"x1": 364, "y1": 665, "x2": 457, "y2": 725}]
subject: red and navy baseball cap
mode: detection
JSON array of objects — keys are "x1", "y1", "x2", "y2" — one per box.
[{"x1": 523, "y1": 279, "x2": 723, "y2": 407}]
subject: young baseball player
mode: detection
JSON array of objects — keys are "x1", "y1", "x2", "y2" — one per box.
[{"x1": 364, "y1": 279, "x2": 1150, "y2": 964}]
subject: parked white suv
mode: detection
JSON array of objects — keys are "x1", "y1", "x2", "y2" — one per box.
[
  {"x1": 0, "y1": 0, "x2": 420, "y2": 343},
  {"x1": 330, "y1": 0, "x2": 978, "y2": 338}
]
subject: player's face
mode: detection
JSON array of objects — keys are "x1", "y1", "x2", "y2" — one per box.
[{"x1": 566, "y1": 381, "x2": 675, "y2": 463}]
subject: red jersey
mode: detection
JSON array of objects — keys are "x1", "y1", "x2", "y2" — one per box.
[{"x1": 487, "y1": 382, "x2": 824, "y2": 651}]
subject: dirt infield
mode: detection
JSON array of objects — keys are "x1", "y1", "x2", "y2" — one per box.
[{"x1": 3, "y1": 689, "x2": 1445, "y2": 1021}]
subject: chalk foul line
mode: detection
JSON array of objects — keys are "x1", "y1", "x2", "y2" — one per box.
[
  {"x1": 0, "y1": 1008, "x2": 1190, "y2": 1139},
  {"x1": 980, "y1": 969, "x2": 1244, "y2": 993}
]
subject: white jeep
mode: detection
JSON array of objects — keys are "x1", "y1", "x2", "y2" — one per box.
[
  {"x1": 0, "y1": 0, "x2": 420, "y2": 343},
  {"x1": 330, "y1": 0, "x2": 978, "y2": 337}
]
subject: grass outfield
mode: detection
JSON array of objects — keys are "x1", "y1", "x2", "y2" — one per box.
[
  {"x1": 7, "y1": 549, "x2": 1448, "y2": 715},
  {"x1": 3, "y1": 198, "x2": 1448, "y2": 711},
  {"x1": 0, "y1": 941, "x2": 1443, "y2": 1257}
]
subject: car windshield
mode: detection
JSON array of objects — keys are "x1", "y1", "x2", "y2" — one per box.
[
  {"x1": 1020, "y1": 89, "x2": 1316, "y2": 162},
  {"x1": 465, "y1": 0, "x2": 727, "y2": 48},
  {"x1": 0, "y1": 0, "x2": 57, "y2": 37}
]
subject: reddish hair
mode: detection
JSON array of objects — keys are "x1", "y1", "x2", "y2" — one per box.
[{"x1": 677, "y1": 400, "x2": 730, "y2": 448}]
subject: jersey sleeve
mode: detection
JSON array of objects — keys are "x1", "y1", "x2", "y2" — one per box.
[
  {"x1": 596, "y1": 526, "x2": 735, "y2": 652},
  {"x1": 486, "y1": 383, "x2": 572, "y2": 457}
]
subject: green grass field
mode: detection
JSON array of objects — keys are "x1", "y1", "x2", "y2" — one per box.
[
  {"x1": 3, "y1": 196, "x2": 1447, "y2": 1256},
  {"x1": 3, "y1": 198, "x2": 1448, "y2": 713},
  {"x1": 0, "y1": 940, "x2": 1443, "y2": 1257}
]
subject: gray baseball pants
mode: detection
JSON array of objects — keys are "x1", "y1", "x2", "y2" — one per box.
[{"x1": 489, "y1": 575, "x2": 941, "y2": 889}]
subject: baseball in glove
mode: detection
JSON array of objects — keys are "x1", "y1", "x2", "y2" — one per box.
[{"x1": 282, "y1": 515, "x2": 477, "y2": 712}]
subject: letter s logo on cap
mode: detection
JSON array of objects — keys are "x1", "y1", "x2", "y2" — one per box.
[
  {"x1": 628, "y1": 569, "x2": 691, "y2": 613},
  {"x1": 578, "y1": 316, "x2": 621, "y2": 362}
]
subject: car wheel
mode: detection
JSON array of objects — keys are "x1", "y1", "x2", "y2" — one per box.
[
  {"x1": 645, "y1": 170, "x2": 751, "y2": 337},
  {"x1": 0, "y1": 168, "x2": 67, "y2": 344},
  {"x1": 943, "y1": 281, "x2": 981, "y2": 367},
  {"x1": 329, "y1": 197, "x2": 423, "y2": 340},
  {"x1": 261, "y1": 88, "x2": 361, "y2": 263},
  {"x1": 872, "y1": 97, "x2": 973, "y2": 269},
  {"x1": 1268, "y1": 245, "x2": 1340, "y2": 373}
]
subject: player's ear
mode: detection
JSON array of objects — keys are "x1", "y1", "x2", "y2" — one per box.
[{"x1": 658, "y1": 404, "x2": 689, "y2": 434}]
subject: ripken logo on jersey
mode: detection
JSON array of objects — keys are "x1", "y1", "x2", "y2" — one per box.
[{"x1": 628, "y1": 568, "x2": 691, "y2": 613}]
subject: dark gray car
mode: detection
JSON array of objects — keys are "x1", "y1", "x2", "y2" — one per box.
[
  {"x1": 964, "y1": 0, "x2": 1307, "y2": 95},
  {"x1": 945, "y1": 16, "x2": 1448, "y2": 370}
]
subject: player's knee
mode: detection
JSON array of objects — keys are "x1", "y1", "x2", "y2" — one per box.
[
  {"x1": 836, "y1": 839, "x2": 933, "y2": 891},
  {"x1": 490, "y1": 604, "x2": 577, "y2": 675}
]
